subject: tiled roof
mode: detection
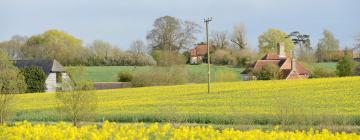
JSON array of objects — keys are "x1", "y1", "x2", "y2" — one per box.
[
  {"x1": 242, "y1": 52, "x2": 311, "y2": 79},
  {"x1": 190, "y1": 44, "x2": 208, "y2": 57},
  {"x1": 253, "y1": 60, "x2": 281, "y2": 71}
]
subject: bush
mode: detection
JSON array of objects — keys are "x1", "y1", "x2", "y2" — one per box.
[
  {"x1": 252, "y1": 63, "x2": 280, "y2": 80},
  {"x1": 20, "y1": 66, "x2": 46, "y2": 93},
  {"x1": 151, "y1": 50, "x2": 186, "y2": 66},
  {"x1": 310, "y1": 67, "x2": 336, "y2": 78},
  {"x1": 336, "y1": 54, "x2": 355, "y2": 77},
  {"x1": 131, "y1": 66, "x2": 188, "y2": 87},
  {"x1": 118, "y1": 71, "x2": 133, "y2": 82},
  {"x1": 354, "y1": 63, "x2": 360, "y2": 76}
]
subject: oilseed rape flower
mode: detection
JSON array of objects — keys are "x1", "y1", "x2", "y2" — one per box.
[{"x1": 0, "y1": 121, "x2": 359, "y2": 140}]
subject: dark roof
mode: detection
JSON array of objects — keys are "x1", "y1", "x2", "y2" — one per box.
[{"x1": 13, "y1": 59, "x2": 64, "y2": 75}]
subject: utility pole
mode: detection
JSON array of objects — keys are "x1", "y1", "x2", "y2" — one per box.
[{"x1": 204, "y1": 17, "x2": 212, "y2": 94}]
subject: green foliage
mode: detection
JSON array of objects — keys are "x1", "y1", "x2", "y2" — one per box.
[
  {"x1": 354, "y1": 63, "x2": 360, "y2": 76},
  {"x1": 23, "y1": 29, "x2": 84, "y2": 65},
  {"x1": 316, "y1": 30, "x2": 340, "y2": 62},
  {"x1": 118, "y1": 70, "x2": 133, "y2": 82},
  {"x1": 65, "y1": 65, "x2": 244, "y2": 83},
  {"x1": 131, "y1": 66, "x2": 188, "y2": 87},
  {"x1": 310, "y1": 67, "x2": 336, "y2": 78},
  {"x1": 151, "y1": 50, "x2": 186, "y2": 66},
  {"x1": 258, "y1": 28, "x2": 295, "y2": 54},
  {"x1": 0, "y1": 50, "x2": 26, "y2": 124},
  {"x1": 336, "y1": 54, "x2": 355, "y2": 77},
  {"x1": 20, "y1": 66, "x2": 46, "y2": 93},
  {"x1": 252, "y1": 63, "x2": 280, "y2": 80}
]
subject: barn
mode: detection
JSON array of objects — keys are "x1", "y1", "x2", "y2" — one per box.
[{"x1": 14, "y1": 59, "x2": 71, "y2": 92}]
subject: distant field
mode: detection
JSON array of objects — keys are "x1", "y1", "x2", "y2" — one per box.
[
  {"x1": 66, "y1": 65, "x2": 245, "y2": 82},
  {"x1": 309, "y1": 62, "x2": 337, "y2": 70},
  {"x1": 12, "y1": 77, "x2": 360, "y2": 129}
]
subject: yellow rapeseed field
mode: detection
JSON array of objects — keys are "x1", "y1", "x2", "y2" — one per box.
[
  {"x1": 0, "y1": 121, "x2": 359, "y2": 140},
  {"x1": 11, "y1": 76, "x2": 360, "y2": 125}
]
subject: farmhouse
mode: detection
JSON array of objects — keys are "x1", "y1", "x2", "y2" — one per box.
[
  {"x1": 241, "y1": 43, "x2": 310, "y2": 80},
  {"x1": 189, "y1": 43, "x2": 208, "y2": 64},
  {"x1": 189, "y1": 43, "x2": 215, "y2": 64},
  {"x1": 14, "y1": 59, "x2": 71, "y2": 92}
]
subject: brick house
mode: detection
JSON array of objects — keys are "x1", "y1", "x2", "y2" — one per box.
[{"x1": 241, "y1": 43, "x2": 310, "y2": 80}]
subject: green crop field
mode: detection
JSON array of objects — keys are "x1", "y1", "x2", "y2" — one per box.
[
  {"x1": 66, "y1": 65, "x2": 245, "y2": 82},
  {"x1": 11, "y1": 76, "x2": 360, "y2": 128},
  {"x1": 309, "y1": 62, "x2": 337, "y2": 70}
]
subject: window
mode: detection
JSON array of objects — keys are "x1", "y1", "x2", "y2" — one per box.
[{"x1": 56, "y1": 72, "x2": 62, "y2": 83}]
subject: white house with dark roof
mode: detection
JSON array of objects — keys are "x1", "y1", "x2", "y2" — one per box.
[{"x1": 14, "y1": 59, "x2": 71, "y2": 92}]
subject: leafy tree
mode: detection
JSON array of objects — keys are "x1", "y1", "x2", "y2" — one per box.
[
  {"x1": 315, "y1": 30, "x2": 340, "y2": 62},
  {"x1": 252, "y1": 63, "x2": 280, "y2": 80},
  {"x1": 20, "y1": 66, "x2": 46, "y2": 93},
  {"x1": 0, "y1": 50, "x2": 26, "y2": 124},
  {"x1": 336, "y1": 50, "x2": 355, "y2": 77},
  {"x1": 22, "y1": 29, "x2": 83, "y2": 65},
  {"x1": 147, "y1": 16, "x2": 200, "y2": 53},
  {"x1": 258, "y1": 28, "x2": 295, "y2": 54}
]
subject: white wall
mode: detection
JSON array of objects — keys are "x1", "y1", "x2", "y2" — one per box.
[
  {"x1": 45, "y1": 73, "x2": 57, "y2": 92},
  {"x1": 45, "y1": 72, "x2": 72, "y2": 92}
]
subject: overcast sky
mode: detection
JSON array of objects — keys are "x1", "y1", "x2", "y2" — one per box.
[{"x1": 1, "y1": 0, "x2": 359, "y2": 50}]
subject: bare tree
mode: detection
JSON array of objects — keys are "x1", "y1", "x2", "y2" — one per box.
[
  {"x1": 0, "y1": 35, "x2": 27, "y2": 60},
  {"x1": 147, "y1": 16, "x2": 200, "y2": 52},
  {"x1": 0, "y1": 50, "x2": 26, "y2": 124},
  {"x1": 56, "y1": 67, "x2": 97, "y2": 126},
  {"x1": 89, "y1": 40, "x2": 114, "y2": 58},
  {"x1": 210, "y1": 31, "x2": 229, "y2": 49},
  {"x1": 231, "y1": 24, "x2": 247, "y2": 49},
  {"x1": 129, "y1": 40, "x2": 146, "y2": 55}
]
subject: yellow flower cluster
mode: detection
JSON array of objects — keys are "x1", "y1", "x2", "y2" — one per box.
[{"x1": 0, "y1": 121, "x2": 359, "y2": 140}]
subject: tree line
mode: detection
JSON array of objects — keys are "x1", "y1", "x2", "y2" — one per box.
[
  {"x1": 0, "y1": 30, "x2": 155, "y2": 66},
  {"x1": 0, "y1": 16, "x2": 359, "y2": 67}
]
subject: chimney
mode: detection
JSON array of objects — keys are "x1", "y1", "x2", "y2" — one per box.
[
  {"x1": 277, "y1": 42, "x2": 286, "y2": 58},
  {"x1": 291, "y1": 58, "x2": 296, "y2": 72},
  {"x1": 291, "y1": 50, "x2": 296, "y2": 72}
]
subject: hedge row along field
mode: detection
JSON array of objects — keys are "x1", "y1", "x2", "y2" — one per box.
[
  {"x1": 12, "y1": 77, "x2": 360, "y2": 127},
  {"x1": 1, "y1": 121, "x2": 359, "y2": 140}
]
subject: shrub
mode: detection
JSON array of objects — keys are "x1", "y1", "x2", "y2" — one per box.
[
  {"x1": 336, "y1": 54, "x2": 355, "y2": 77},
  {"x1": 310, "y1": 67, "x2": 336, "y2": 78},
  {"x1": 354, "y1": 63, "x2": 360, "y2": 76},
  {"x1": 131, "y1": 66, "x2": 188, "y2": 87},
  {"x1": 20, "y1": 66, "x2": 46, "y2": 93},
  {"x1": 118, "y1": 71, "x2": 133, "y2": 82},
  {"x1": 252, "y1": 63, "x2": 280, "y2": 80}
]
